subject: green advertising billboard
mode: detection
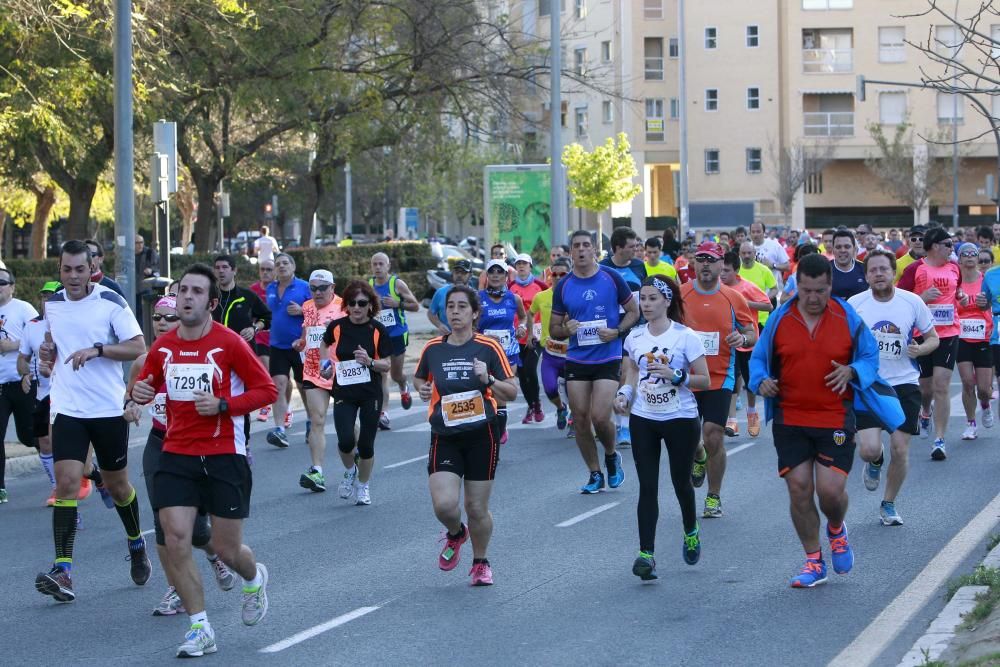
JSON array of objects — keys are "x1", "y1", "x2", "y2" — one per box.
[{"x1": 483, "y1": 165, "x2": 551, "y2": 267}]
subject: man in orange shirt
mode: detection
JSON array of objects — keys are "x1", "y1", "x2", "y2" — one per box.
[{"x1": 680, "y1": 242, "x2": 757, "y2": 518}]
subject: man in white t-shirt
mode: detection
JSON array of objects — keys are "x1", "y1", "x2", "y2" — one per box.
[
  {"x1": 34, "y1": 240, "x2": 149, "y2": 604},
  {"x1": 253, "y1": 225, "x2": 280, "y2": 263},
  {"x1": 750, "y1": 221, "x2": 789, "y2": 292},
  {"x1": 848, "y1": 249, "x2": 938, "y2": 527},
  {"x1": 0, "y1": 267, "x2": 40, "y2": 503}
]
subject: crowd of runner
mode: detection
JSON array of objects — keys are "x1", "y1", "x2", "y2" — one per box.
[{"x1": 3, "y1": 219, "x2": 997, "y2": 657}]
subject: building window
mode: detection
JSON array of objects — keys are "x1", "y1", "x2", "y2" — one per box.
[
  {"x1": 747, "y1": 87, "x2": 760, "y2": 110},
  {"x1": 600, "y1": 40, "x2": 612, "y2": 62},
  {"x1": 669, "y1": 97, "x2": 680, "y2": 119},
  {"x1": 802, "y1": 0, "x2": 853, "y2": 9},
  {"x1": 574, "y1": 0, "x2": 586, "y2": 19},
  {"x1": 935, "y1": 25, "x2": 962, "y2": 61},
  {"x1": 644, "y1": 37, "x2": 664, "y2": 80},
  {"x1": 805, "y1": 170, "x2": 823, "y2": 194},
  {"x1": 575, "y1": 107, "x2": 588, "y2": 137},
  {"x1": 644, "y1": 0, "x2": 663, "y2": 19},
  {"x1": 538, "y1": 0, "x2": 565, "y2": 17},
  {"x1": 705, "y1": 27, "x2": 717, "y2": 49},
  {"x1": 705, "y1": 149, "x2": 720, "y2": 174},
  {"x1": 574, "y1": 47, "x2": 587, "y2": 75},
  {"x1": 878, "y1": 26, "x2": 906, "y2": 63},
  {"x1": 802, "y1": 28, "x2": 853, "y2": 73},
  {"x1": 645, "y1": 98, "x2": 665, "y2": 142},
  {"x1": 669, "y1": 37, "x2": 679, "y2": 58},
  {"x1": 992, "y1": 25, "x2": 1000, "y2": 58},
  {"x1": 746, "y1": 25, "x2": 759, "y2": 48},
  {"x1": 602, "y1": 100, "x2": 613, "y2": 123},
  {"x1": 705, "y1": 88, "x2": 719, "y2": 111},
  {"x1": 937, "y1": 92, "x2": 964, "y2": 124},
  {"x1": 746, "y1": 148, "x2": 762, "y2": 174},
  {"x1": 878, "y1": 91, "x2": 907, "y2": 124}
]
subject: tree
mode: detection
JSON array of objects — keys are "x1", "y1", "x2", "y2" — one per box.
[
  {"x1": 561, "y1": 132, "x2": 641, "y2": 231},
  {"x1": 767, "y1": 139, "x2": 837, "y2": 223}
]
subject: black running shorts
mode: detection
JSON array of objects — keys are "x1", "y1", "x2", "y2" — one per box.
[
  {"x1": 153, "y1": 451, "x2": 253, "y2": 519},
  {"x1": 772, "y1": 423, "x2": 856, "y2": 477},
  {"x1": 427, "y1": 422, "x2": 499, "y2": 481},
  {"x1": 52, "y1": 414, "x2": 129, "y2": 472}
]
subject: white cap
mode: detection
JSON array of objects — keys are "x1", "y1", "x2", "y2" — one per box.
[
  {"x1": 514, "y1": 253, "x2": 533, "y2": 265},
  {"x1": 486, "y1": 259, "x2": 508, "y2": 272},
  {"x1": 309, "y1": 269, "x2": 334, "y2": 284}
]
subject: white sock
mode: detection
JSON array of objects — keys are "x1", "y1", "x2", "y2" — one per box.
[
  {"x1": 189, "y1": 611, "x2": 210, "y2": 629},
  {"x1": 616, "y1": 413, "x2": 628, "y2": 428},
  {"x1": 39, "y1": 453, "x2": 55, "y2": 486},
  {"x1": 244, "y1": 567, "x2": 263, "y2": 589},
  {"x1": 747, "y1": 406, "x2": 757, "y2": 415},
  {"x1": 313, "y1": 465, "x2": 323, "y2": 475}
]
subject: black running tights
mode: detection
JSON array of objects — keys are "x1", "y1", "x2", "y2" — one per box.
[{"x1": 517, "y1": 343, "x2": 540, "y2": 406}]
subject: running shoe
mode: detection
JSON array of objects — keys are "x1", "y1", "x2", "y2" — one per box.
[
  {"x1": 94, "y1": 480, "x2": 114, "y2": 509},
  {"x1": 521, "y1": 411, "x2": 533, "y2": 425},
  {"x1": 863, "y1": 457, "x2": 882, "y2": 492},
  {"x1": 683, "y1": 525, "x2": 701, "y2": 565},
  {"x1": 153, "y1": 586, "x2": 185, "y2": 616},
  {"x1": 607, "y1": 452, "x2": 625, "y2": 489},
  {"x1": 438, "y1": 524, "x2": 468, "y2": 571},
  {"x1": 746, "y1": 412, "x2": 761, "y2": 438},
  {"x1": 355, "y1": 481, "x2": 371, "y2": 506},
  {"x1": 129, "y1": 537, "x2": 152, "y2": 585},
  {"x1": 735, "y1": 395, "x2": 743, "y2": 411},
  {"x1": 256, "y1": 405, "x2": 271, "y2": 422},
  {"x1": 266, "y1": 428, "x2": 289, "y2": 448},
  {"x1": 338, "y1": 467, "x2": 358, "y2": 500},
  {"x1": 827, "y1": 523, "x2": 854, "y2": 574},
  {"x1": 241, "y1": 563, "x2": 269, "y2": 626},
  {"x1": 580, "y1": 471, "x2": 606, "y2": 494},
  {"x1": 962, "y1": 422, "x2": 977, "y2": 440},
  {"x1": 210, "y1": 557, "x2": 238, "y2": 591},
  {"x1": 919, "y1": 413, "x2": 931, "y2": 439},
  {"x1": 0, "y1": 488, "x2": 7, "y2": 504},
  {"x1": 77, "y1": 477, "x2": 92, "y2": 500},
  {"x1": 500, "y1": 430, "x2": 508, "y2": 445},
  {"x1": 703, "y1": 495, "x2": 723, "y2": 518},
  {"x1": 35, "y1": 566, "x2": 74, "y2": 602},
  {"x1": 532, "y1": 403, "x2": 544, "y2": 422},
  {"x1": 879, "y1": 501, "x2": 904, "y2": 526},
  {"x1": 401, "y1": 387, "x2": 413, "y2": 410},
  {"x1": 378, "y1": 412, "x2": 391, "y2": 431},
  {"x1": 632, "y1": 551, "x2": 658, "y2": 581},
  {"x1": 469, "y1": 562, "x2": 494, "y2": 586},
  {"x1": 176, "y1": 624, "x2": 217, "y2": 658},
  {"x1": 299, "y1": 467, "x2": 326, "y2": 492},
  {"x1": 567, "y1": 423, "x2": 575, "y2": 438},
  {"x1": 724, "y1": 418, "x2": 739, "y2": 438},
  {"x1": 284, "y1": 411, "x2": 293, "y2": 429},
  {"x1": 931, "y1": 438, "x2": 947, "y2": 461},
  {"x1": 691, "y1": 454, "x2": 707, "y2": 489},
  {"x1": 45, "y1": 490, "x2": 56, "y2": 507},
  {"x1": 983, "y1": 406, "x2": 995, "y2": 429},
  {"x1": 790, "y1": 558, "x2": 828, "y2": 588},
  {"x1": 556, "y1": 406, "x2": 568, "y2": 430},
  {"x1": 616, "y1": 424, "x2": 631, "y2": 449}
]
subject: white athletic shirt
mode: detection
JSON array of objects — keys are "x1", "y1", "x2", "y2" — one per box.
[
  {"x1": 623, "y1": 321, "x2": 704, "y2": 420},
  {"x1": 19, "y1": 317, "x2": 51, "y2": 398},
  {"x1": 754, "y1": 238, "x2": 788, "y2": 291},
  {"x1": 254, "y1": 236, "x2": 279, "y2": 263},
  {"x1": 46, "y1": 284, "x2": 143, "y2": 419},
  {"x1": 848, "y1": 288, "x2": 934, "y2": 386},
  {"x1": 0, "y1": 298, "x2": 39, "y2": 383}
]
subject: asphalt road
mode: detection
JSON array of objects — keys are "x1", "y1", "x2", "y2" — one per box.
[{"x1": 1, "y1": 381, "x2": 999, "y2": 667}]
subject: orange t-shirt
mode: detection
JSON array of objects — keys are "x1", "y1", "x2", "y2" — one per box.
[
  {"x1": 679, "y1": 282, "x2": 756, "y2": 391},
  {"x1": 300, "y1": 297, "x2": 345, "y2": 389},
  {"x1": 728, "y1": 277, "x2": 769, "y2": 352}
]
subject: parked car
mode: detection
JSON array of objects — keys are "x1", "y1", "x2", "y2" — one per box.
[{"x1": 429, "y1": 242, "x2": 483, "y2": 272}]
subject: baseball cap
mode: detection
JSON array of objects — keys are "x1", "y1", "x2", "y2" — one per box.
[
  {"x1": 694, "y1": 241, "x2": 725, "y2": 259},
  {"x1": 908, "y1": 225, "x2": 927, "y2": 237},
  {"x1": 452, "y1": 259, "x2": 472, "y2": 272},
  {"x1": 486, "y1": 259, "x2": 508, "y2": 272},
  {"x1": 514, "y1": 253, "x2": 533, "y2": 265},
  {"x1": 40, "y1": 281, "x2": 61, "y2": 293},
  {"x1": 308, "y1": 269, "x2": 334, "y2": 284},
  {"x1": 923, "y1": 227, "x2": 954, "y2": 248}
]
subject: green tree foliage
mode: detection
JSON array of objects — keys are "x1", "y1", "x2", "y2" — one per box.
[{"x1": 561, "y1": 132, "x2": 641, "y2": 213}]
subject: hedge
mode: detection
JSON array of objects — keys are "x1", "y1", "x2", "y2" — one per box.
[{"x1": 6, "y1": 242, "x2": 438, "y2": 311}]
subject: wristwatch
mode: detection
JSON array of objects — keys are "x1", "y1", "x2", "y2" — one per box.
[
  {"x1": 485, "y1": 375, "x2": 496, "y2": 388},
  {"x1": 94, "y1": 342, "x2": 104, "y2": 357},
  {"x1": 218, "y1": 398, "x2": 229, "y2": 414}
]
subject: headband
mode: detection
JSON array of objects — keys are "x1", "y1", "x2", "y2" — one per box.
[
  {"x1": 651, "y1": 278, "x2": 673, "y2": 301},
  {"x1": 155, "y1": 296, "x2": 176, "y2": 310}
]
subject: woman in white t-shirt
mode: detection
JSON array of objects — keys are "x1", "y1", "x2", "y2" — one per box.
[{"x1": 615, "y1": 275, "x2": 710, "y2": 582}]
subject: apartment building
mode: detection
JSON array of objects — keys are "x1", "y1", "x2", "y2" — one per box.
[{"x1": 514, "y1": 0, "x2": 999, "y2": 235}]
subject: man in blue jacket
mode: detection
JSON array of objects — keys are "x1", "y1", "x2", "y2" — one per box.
[{"x1": 749, "y1": 254, "x2": 902, "y2": 589}]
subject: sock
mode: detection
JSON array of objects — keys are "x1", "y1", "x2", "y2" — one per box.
[
  {"x1": 982, "y1": 400, "x2": 991, "y2": 409},
  {"x1": 189, "y1": 611, "x2": 209, "y2": 628},
  {"x1": 53, "y1": 499, "x2": 78, "y2": 570},
  {"x1": 828, "y1": 522, "x2": 843, "y2": 535},
  {"x1": 747, "y1": 406, "x2": 757, "y2": 415},
  {"x1": 806, "y1": 549, "x2": 822, "y2": 561},
  {"x1": 496, "y1": 408, "x2": 507, "y2": 435},
  {"x1": 86, "y1": 464, "x2": 104, "y2": 486},
  {"x1": 873, "y1": 453, "x2": 884, "y2": 467},
  {"x1": 707, "y1": 492, "x2": 720, "y2": 501},
  {"x1": 313, "y1": 465, "x2": 323, "y2": 475},
  {"x1": 114, "y1": 487, "x2": 142, "y2": 540},
  {"x1": 345, "y1": 464, "x2": 357, "y2": 475},
  {"x1": 968, "y1": 420, "x2": 977, "y2": 427},
  {"x1": 447, "y1": 524, "x2": 466, "y2": 539},
  {"x1": 39, "y1": 453, "x2": 55, "y2": 486},
  {"x1": 243, "y1": 567, "x2": 263, "y2": 591},
  {"x1": 616, "y1": 413, "x2": 628, "y2": 428},
  {"x1": 206, "y1": 553, "x2": 219, "y2": 563},
  {"x1": 472, "y1": 558, "x2": 489, "y2": 565}
]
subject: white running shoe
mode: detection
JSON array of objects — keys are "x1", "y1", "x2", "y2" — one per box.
[
  {"x1": 355, "y1": 481, "x2": 371, "y2": 506},
  {"x1": 982, "y1": 407, "x2": 994, "y2": 429},
  {"x1": 176, "y1": 624, "x2": 216, "y2": 657},
  {"x1": 962, "y1": 423, "x2": 977, "y2": 440},
  {"x1": 338, "y1": 466, "x2": 358, "y2": 500},
  {"x1": 241, "y1": 563, "x2": 269, "y2": 626},
  {"x1": 210, "y1": 556, "x2": 238, "y2": 591},
  {"x1": 153, "y1": 586, "x2": 185, "y2": 616}
]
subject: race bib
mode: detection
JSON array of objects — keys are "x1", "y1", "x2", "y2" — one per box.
[
  {"x1": 576, "y1": 319, "x2": 607, "y2": 346},
  {"x1": 695, "y1": 331, "x2": 720, "y2": 356},
  {"x1": 874, "y1": 331, "x2": 905, "y2": 361},
  {"x1": 441, "y1": 390, "x2": 487, "y2": 427},
  {"x1": 150, "y1": 392, "x2": 167, "y2": 423},
  {"x1": 166, "y1": 364, "x2": 213, "y2": 401},
  {"x1": 532, "y1": 322, "x2": 542, "y2": 340},
  {"x1": 335, "y1": 359, "x2": 371, "y2": 385},
  {"x1": 375, "y1": 309, "x2": 397, "y2": 328},
  {"x1": 960, "y1": 318, "x2": 987, "y2": 340},
  {"x1": 546, "y1": 338, "x2": 569, "y2": 357},
  {"x1": 640, "y1": 381, "x2": 680, "y2": 414},
  {"x1": 305, "y1": 326, "x2": 325, "y2": 350},
  {"x1": 931, "y1": 304, "x2": 955, "y2": 326},
  {"x1": 484, "y1": 328, "x2": 513, "y2": 350}
]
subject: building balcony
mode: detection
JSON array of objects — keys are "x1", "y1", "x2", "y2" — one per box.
[
  {"x1": 803, "y1": 48, "x2": 852, "y2": 73},
  {"x1": 803, "y1": 111, "x2": 854, "y2": 137}
]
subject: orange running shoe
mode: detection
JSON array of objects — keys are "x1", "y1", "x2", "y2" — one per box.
[
  {"x1": 46, "y1": 490, "x2": 56, "y2": 507},
  {"x1": 747, "y1": 412, "x2": 761, "y2": 438},
  {"x1": 724, "y1": 417, "x2": 739, "y2": 437},
  {"x1": 77, "y1": 478, "x2": 93, "y2": 500}
]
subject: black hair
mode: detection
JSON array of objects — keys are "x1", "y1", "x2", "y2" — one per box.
[
  {"x1": 552, "y1": 257, "x2": 573, "y2": 270},
  {"x1": 610, "y1": 226, "x2": 636, "y2": 252},
  {"x1": 863, "y1": 248, "x2": 897, "y2": 273},
  {"x1": 644, "y1": 237, "x2": 662, "y2": 249},
  {"x1": 723, "y1": 251, "x2": 740, "y2": 272},
  {"x1": 181, "y1": 263, "x2": 221, "y2": 302},
  {"x1": 82, "y1": 238, "x2": 104, "y2": 257},
  {"x1": 734, "y1": 226, "x2": 747, "y2": 236},
  {"x1": 977, "y1": 226, "x2": 994, "y2": 242},
  {"x1": 822, "y1": 228, "x2": 836, "y2": 238},
  {"x1": 213, "y1": 254, "x2": 237, "y2": 270},
  {"x1": 832, "y1": 229, "x2": 856, "y2": 246},
  {"x1": 446, "y1": 285, "x2": 481, "y2": 314},
  {"x1": 62, "y1": 239, "x2": 94, "y2": 263},
  {"x1": 796, "y1": 253, "x2": 832, "y2": 281},
  {"x1": 570, "y1": 229, "x2": 593, "y2": 244},
  {"x1": 559, "y1": 244, "x2": 570, "y2": 253},
  {"x1": 640, "y1": 275, "x2": 685, "y2": 323},
  {"x1": 795, "y1": 243, "x2": 819, "y2": 262}
]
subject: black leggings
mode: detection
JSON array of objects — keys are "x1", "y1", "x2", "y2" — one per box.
[
  {"x1": 334, "y1": 397, "x2": 381, "y2": 460},
  {"x1": 630, "y1": 415, "x2": 701, "y2": 553},
  {"x1": 142, "y1": 429, "x2": 211, "y2": 548},
  {"x1": 0, "y1": 380, "x2": 37, "y2": 488},
  {"x1": 517, "y1": 343, "x2": 540, "y2": 406}
]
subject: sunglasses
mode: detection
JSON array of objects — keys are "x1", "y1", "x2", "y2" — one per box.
[
  {"x1": 0, "y1": 280, "x2": 13, "y2": 287},
  {"x1": 694, "y1": 255, "x2": 721, "y2": 264},
  {"x1": 347, "y1": 299, "x2": 370, "y2": 308},
  {"x1": 309, "y1": 284, "x2": 332, "y2": 292},
  {"x1": 487, "y1": 268, "x2": 507, "y2": 274},
  {"x1": 152, "y1": 314, "x2": 180, "y2": 322},
  {"x1": 960, "y1": 252, "x2": 979, "y2": 258},
  {"x1": 550, "y1": 272, "x2": 568, "y2": 279},
  {"x1": 939, "y1": 242, "x2": 954, "y2": 248},
  {"x1": 909, "y1": 236, "x2": 924, "y2": 242}
]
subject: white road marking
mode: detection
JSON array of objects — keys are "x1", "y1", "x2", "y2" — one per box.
[
  {"x1": 727, "y1": 442, "x2": 758, "y2": 456},
  {"x1": 259, "y1": 606, "x2": 380, "y2": 653},
  {"x1": 141, "y1": 528, "x2": 154, "y2": 537},
  {"x1": 383, "y1": 454, "x2": 428, "y2": 469},
  {"x1": 556, "y1": 502, "x2": 620, "y2": 528},
  {"x1": 829, "y1": 489, "x2": 1000, "y2": 667}
]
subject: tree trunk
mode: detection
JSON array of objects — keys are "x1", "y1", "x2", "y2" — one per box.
[
  {"x1": 193, "y1": 175, "x2": 222, "y2": 252},
  {"x1": 64, "y1": 180, "x2": 97, "y2": 240},
  {"x1": 30, "y1": 185, "x2": 56, "y2": 259}
]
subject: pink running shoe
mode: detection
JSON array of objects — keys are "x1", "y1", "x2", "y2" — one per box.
[
  {"x1": 532, "y1": 404, "x2": 544, "y2": 422},
  {"x1": 521, "y1": 411, "x2": 532, "y2": 425},
  {"x1": 500, "y1": 430, "x2": 508, "y2": 445},
  {"x1": 257, "y1": 406, "x2": 271, "y2": 422},
  {"x1": 438, "y1": 524, "x2": 468, "y2": 571},
  {"x1": 469, "y1": 562, "x2": 494, "y2": 586},
  {"x1": 284, "y1": 411, "x2": 293, "y2": 429}
]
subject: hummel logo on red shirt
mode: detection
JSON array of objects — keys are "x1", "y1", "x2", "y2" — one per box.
[{"x1": 180, "y1": 351, "x2": 200, "y2": 357}]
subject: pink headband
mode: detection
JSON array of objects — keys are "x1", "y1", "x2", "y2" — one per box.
[{"x1": 155, "y1": 296, "x2": 176, "y2": 310}]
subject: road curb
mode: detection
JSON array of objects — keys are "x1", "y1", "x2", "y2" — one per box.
[
  {"x1": 896, "y1": 541, "x2": 1000, "y2": 666},
  {"x1": 6, "y1": 451, "x2": 40, "y2": 479}
]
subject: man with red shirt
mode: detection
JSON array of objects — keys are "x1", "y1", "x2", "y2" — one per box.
[
  {"x1": 749, "y1": 253, "x2": 887, "y2": 589},
  {"x1": 131, "y1": 264, "x2": 277, "y2": 658}
]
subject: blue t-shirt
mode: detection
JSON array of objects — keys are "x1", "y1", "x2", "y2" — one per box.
[
  {"x1": 429, "y1": 280, "x2": 476, "y2": 332},
  {"x1": 599, "y1": 256, "x2": 647, "y2": 293},
  {"x1": 831, "y1": 261, "x2": 868, "y2": 300},
  {"x1": 551, "y1": 266, "x2": 633, "y2": 364},
  {"x1": 477, "y1": 289, "x2": 520, "y2": 358},
  {"x1": 981, "y1": 266, "x2": 1000, "y2": 344},
  {"x1": 266, "y1": 277, "x2": 311, "y2": 349}
]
